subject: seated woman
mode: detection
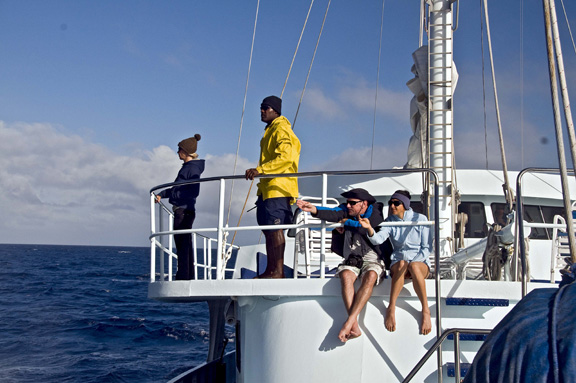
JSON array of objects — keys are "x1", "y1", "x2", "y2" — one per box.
[{"x1": 359, "y1": 190, "x2": 432, "y2": 335}]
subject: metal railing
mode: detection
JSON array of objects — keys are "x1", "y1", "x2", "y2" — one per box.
[
  {"x1": 403, "y1": 328, "x2": 492, "y2": 383},
  {"x1": 149, "y1": 199, "x2": 238, "y2": 281},
  {"x1": 149, "y1": 169, "x2": 440, "y2": 284},
  {"x1": 516, "y1": 167, "x2": 575, "y2": 296}
]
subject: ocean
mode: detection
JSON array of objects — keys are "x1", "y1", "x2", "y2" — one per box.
[{"x1": 0, "y1": 244, "x2": 231, "y2": 383}]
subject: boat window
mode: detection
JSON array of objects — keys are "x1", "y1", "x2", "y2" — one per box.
[
  {"x1": 522, "y1": 205, "x2": 565, "y2": 240},
  {"x1": 490, "y1": 203, "x2": 510, "y2": 226},
  {"x1": 458, "y1": 202, "x2": 487, "y2": 238}
]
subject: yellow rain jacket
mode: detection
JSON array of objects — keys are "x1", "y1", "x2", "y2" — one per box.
[{"x1": 256, "y1": 115, "x2": 301, "y2": 202}]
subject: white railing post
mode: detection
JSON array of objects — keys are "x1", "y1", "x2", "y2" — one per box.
[
  {"x1": 159, "y1": 205, "x2": 166, "y2": 282},
  {"x1": 167, "y1": 211, "x2": 173, "y2": 281},
  {"x1": 320, "y1": 173, "x2": 328, "y2": 278},
  {"x1": 203, "y1": 236, "x2": 209, "y2": 280},
  {"x1": 150, "y1": 193, "x2": 156, "y2": 282},
  {"x1": 192, "y1": 233, "x2": 198, "y2": 280},
  {"x1": 216, "y1": 178, "x2": 226, "y2": 280}
]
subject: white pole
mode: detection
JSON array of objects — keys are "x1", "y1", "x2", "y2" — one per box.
[
  {"x1": 543, "y1": 0, "x2": 576, "y2": 264},
  {"x1": 217, "y1": 179, "x2": 226, "y2": 279},
  {"x1": 149, "y1": 193, "x2": 156, "y2": 283},
  {"x1": 320, "y1": 173, "x2": 328, "y2": 278}
]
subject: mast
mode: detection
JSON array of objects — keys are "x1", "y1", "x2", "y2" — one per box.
[{"x1": 427, "y1": 0, "x2": 456, "y2": 258}]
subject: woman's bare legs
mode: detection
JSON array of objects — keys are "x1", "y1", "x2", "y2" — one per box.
[
  {"x1": 386, "y1": 261, "x2": 408, "y2": 332},
  {"x1": 407, "y1": 262, "x2": 431, "y2": 335}
]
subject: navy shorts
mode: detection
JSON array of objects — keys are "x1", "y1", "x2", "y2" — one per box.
[{"x1": 256, "y1": 196, "x2": 294, "y2": 231}]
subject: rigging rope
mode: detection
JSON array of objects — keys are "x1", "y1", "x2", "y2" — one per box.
[
  {"x1": 225, "y1": 0, "x2": 317, "y2": 250},
  {"x1": 281, "y1": 0, "x2": 316, "y2": 99},
  {"x1": 482, "y1": 0, "x2": 514, "y2": 211},
  {"x1": 224, "y1": 0, "x2": 260, "y2": 229},
  {"x1": 293, "y1": 0, "x2": 332, "y2": 128},
  {"x1": 370, "y1": 0, "x2": 386, "y2": 170},
  {"x1": 520, "y1": 0, "x2": 525, "y2": 167},
  {"x1": 559, "y1": 0, "x2": 576, "y2": 55}
]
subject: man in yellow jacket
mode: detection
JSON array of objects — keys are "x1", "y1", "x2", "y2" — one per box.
[{"x1": 245, "y1": 96, "x2": 301, "y2": 278}]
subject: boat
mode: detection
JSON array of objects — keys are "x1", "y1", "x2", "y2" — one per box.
[{"x1": 147, "y1": 1, "x2": 576, "y2": 382}]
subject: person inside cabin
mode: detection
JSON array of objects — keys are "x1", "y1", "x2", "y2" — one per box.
[
  {"x1": 155, "y1": 134, "x2": 205, "y2": 280},
  {"x1": 359, "y1": 190, "x2": 433, "y2": 335},
  {"x1": 492, "y1": 204, "x2": 508, "y2": 226},
  {"x1": 296, "y1": 188, "x2": 386, "y2": 343},
  {"x1": 245, "y1": 96, "x2": 301, "y2": 279}
]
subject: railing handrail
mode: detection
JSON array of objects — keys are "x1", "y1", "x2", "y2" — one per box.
[
  {"x1": 516, "y1": 167, "x2": 575, "y2": 297},
  {"x1": 149, "y1": 168, "x2": 438, "y2": 194},
  {"x1": 149, "y1": 168, "x2": 439, "y2": 281},
  {"x1": 402, "y1": 328, "x2": 492, "y2": 383},
  {"x1": 150, "y1": 220, "x2": 437, "y2": 240}
]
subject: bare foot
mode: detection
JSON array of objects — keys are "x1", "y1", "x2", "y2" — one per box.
[
  {"x1": 385, "y1": 306, "x2": 396, "y2": 332},
  {"x1": 254, "y1": 271, "x2": 284, "y2": 279},
  {"x1": 338, "y1": 318, "x2": 361, "y2": 342},
  {"x1": 421, "y1": 310, "x2": 432, "y2": 335},
  {"x1": 346, "y1": 321, "x2": 362, "y2": 340}
]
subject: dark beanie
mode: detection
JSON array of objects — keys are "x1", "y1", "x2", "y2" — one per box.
[
  {"x1": 261, "y1": 95, "x2": 282, "y2": 115},
  {"x1": 178, "y1": 134, "x2": 201, "y2": 155}
]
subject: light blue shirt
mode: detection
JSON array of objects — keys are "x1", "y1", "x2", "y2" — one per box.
[{"x1": 367, "y1": 209, "x2": 432, "y2": 268}]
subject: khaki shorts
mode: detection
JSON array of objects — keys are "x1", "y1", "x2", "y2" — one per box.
[{"x1": 337, "y1": 259, "x2": 386, "y2": 285}]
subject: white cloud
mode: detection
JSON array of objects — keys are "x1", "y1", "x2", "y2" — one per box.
[
  {"x1": 0, "y1": 121, "x2": 259, "y2": 246},
  {"x1": 295, "y1": 79, "x2": 410, "y2": 124}
]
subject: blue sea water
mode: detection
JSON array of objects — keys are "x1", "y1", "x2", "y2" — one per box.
[{"x1": 0, "y1": 244, "x2": 230, "y2": 383}]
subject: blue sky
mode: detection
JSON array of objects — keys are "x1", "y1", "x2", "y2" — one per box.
[{"x1": 0, "y1": 0, "x2": 575, "y2": 246}]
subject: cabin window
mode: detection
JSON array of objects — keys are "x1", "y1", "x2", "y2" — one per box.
[
  {"x1": 491, "y1": 203, "x2": 510, "y2": 226},
  {"x1": 522, "y1": 205, "x2": 565, "y2": 240},
  {"x1": 458, "y1": 202, "x2": 487, "y2": 238}
]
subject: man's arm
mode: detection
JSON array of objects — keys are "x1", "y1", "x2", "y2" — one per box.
[{"x1": 296, "y1": 199, "x2": 318, "y2": 215}]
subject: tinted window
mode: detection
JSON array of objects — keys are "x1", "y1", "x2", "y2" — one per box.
[
  {"x1": 459, "y1": 202, "x2": 487, "y2": 238},
  {"x1": 522, "y1": 205, "x2": 565, "y2": 240},
  {"x1": 491, "y1": 203, "x2": 510, "y2": 226}
]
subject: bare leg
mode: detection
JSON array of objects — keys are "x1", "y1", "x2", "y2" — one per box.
[
  {"x1": 256, "y1": 230, "x2": 285, "y2": 278},
  {"x1": 338, "y1": 271, "x2": 378, "y2": 342},
  {"x1": 339, "y1": 270, "x2": 361, "y2": 341},
  {"x1": 408, "y1": 262, "x2": 432, "y2": 335},
  {"x1": 386, "y1": 261, "x2": 408, "y2": 332}
]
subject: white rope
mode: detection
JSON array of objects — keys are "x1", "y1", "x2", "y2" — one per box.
[
  {"x1": 225, "y1": 0, "x2": 260, "y2": 227},
  {"x1": 281, "y1": 0, "x2": 316, "y2": 99},
  {"x1": 482, "y1": 0, "x2": 514, "y2": 209},
  {"x1": 293, "y1": 0, "x2": 332, "y2": 128},
  {"x1": 370, "y1": 0, "x2": 386, "y2": 170}
]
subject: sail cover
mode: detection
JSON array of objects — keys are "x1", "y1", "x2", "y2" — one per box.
[
  {"x1": 404, "y1": 45, "x2": 458, "y2": 169},
  {"x1": 463, "y1": 281, "x2": 576, "y2": 382}
]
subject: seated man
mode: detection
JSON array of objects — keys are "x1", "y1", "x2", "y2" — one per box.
[{"x1": 296, "y1": 188, "x2": 385, "y2": 343}]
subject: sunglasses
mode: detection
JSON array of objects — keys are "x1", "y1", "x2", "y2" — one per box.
[
  {"x1": 346, "y1": 200, "x2": 363, "y2": 206},
  {"x1": 388, "y1": 200, "x2": 402, "y2": 207}
]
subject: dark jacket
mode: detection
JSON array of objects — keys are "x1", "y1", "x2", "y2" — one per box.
[
  {"x1": 313, "y1": 202, "x2": 385, "y2": 257},
  {"x1": 159, "y1": 159, "x2": 205, "y2": 210}
]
